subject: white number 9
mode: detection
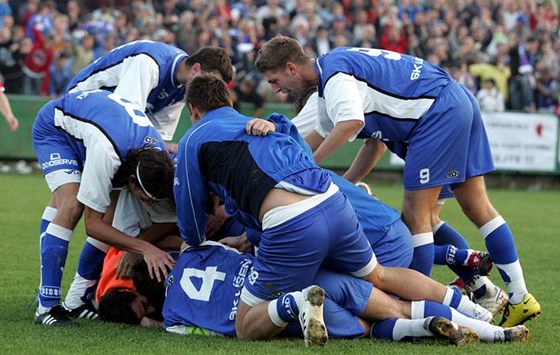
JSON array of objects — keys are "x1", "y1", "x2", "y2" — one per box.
[{"x1": 419, "y1": 168, "x2": 430, "y2": 184}]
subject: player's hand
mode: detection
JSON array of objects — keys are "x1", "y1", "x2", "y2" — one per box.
[
  {"x1": 246, "y1": 118, "x2": 275, "y2": 136},
  {"x1": 219, "y1": 233, "x2": 251, "y2": 253},
  {"x1": 206, "y1": 205, "x2": 228, "y2": 238},
  {"x1": 116, "y1": 251, "x2": 143, "y2": 279},
  {"x1": 142, "y1": 245, "x2": 176, "y2": 282}
]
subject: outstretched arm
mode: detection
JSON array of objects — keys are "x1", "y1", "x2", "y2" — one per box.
[
  {"x1": 343, "y1": 139, "x2": 387, "y2": 183},
  {"x1": 313, "y1": 119, "x2": 363, "y2": 163}
]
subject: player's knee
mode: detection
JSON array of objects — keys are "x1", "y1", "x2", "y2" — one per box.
[{"x1": 57, "y1": 198, "x2": 84, "y2": 226}]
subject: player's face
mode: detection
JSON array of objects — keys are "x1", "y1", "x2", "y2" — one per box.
[
  {"x1": 130, "y1": 294, "x2": 155, "y2": 321},
  {"x1": 129, "y1": 180, "x2": 159, "y2": 206},
  {"x1": 262, "y1": 67, "x2": 307, "y2": 99}
]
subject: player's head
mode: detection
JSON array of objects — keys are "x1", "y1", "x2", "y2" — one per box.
[
  {"x1": 185, "y1": 47, "x2": 233, "y2": 84},
  {"x1": 255, "y1": 36, "x2": 314, "y2": 100},
  {"x1": 98, "y1": 288, "x2": 154, "y2": 325},
  {"x1": 117, "y1": 148, "x2": 175, "y2": 205},
  {"x1": 132, "y1": 260, "x2": 165, "y2": 312},
  {"x1": 186, "y1": 74, "x2": 233, "y2": 123}
]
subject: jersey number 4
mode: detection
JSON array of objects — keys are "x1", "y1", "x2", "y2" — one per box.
[{"x1": 180, "y1": 266, "x2": 226, "y2": 302}]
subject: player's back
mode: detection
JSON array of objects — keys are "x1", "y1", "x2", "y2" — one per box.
[
  {"x1": 35, "y1": 90, "x2": 165, "y2": 161},
  {"x1": 66, "y1": 41, "x2": 187, "y2": 110},
  {"x1": 163, "y1": 241, "x2": 254, "y2": 336}
]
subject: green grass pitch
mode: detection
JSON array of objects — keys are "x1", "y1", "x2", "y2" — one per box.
[{"x1": 0, "y1": 172, "x2": 558, "y2": 354}]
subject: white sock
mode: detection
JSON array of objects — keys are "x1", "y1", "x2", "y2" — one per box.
[
  {"x1": 393, "y1": 318, "x2": 432, "y2": 340},
  {"x1": 496, "y1": 260, "x2": 527, "y2": 304},
  {"x1": 449, "y1": 308, "x2": 503, "y2": 342}
]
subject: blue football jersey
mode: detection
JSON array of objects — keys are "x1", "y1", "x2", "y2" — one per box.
[
  {"x1": 66, "y1": 40, "x2": 187, "y2": 139},
  {"x1": 163, "y1": 241, "x2": 254, "y2": 336},
  {"x1": 32, "y1": 89, "x2": 166, "y2": 212},
  {"x1": 316, "y1": 47, "x2": 453, "y2": 142}
]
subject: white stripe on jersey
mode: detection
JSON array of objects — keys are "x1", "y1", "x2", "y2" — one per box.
[
  {"x1": 324, "y1": 72, "x2": 436, "y2": 121},
  {"x1": 54, "y1": 108, "x2": 121, "y2": 213},
  {"x1": 68, "y1": 54, "x2": 159, "y2": 109}
]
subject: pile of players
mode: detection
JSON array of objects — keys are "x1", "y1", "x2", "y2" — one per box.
[{"x1": 31, "y1": 38, "x2": 540, "y2": 347}]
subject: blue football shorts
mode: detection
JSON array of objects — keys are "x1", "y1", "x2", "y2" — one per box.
[
  {"x1": 241, "y1": 191, "x2": 377, "y2": 306},
  {"x1": 403, "y1": 83, "x2": 495, "y2": 191}
]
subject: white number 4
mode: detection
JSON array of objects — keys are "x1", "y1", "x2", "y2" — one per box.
[
  {"x1": 180, "y1": 266, "x2": 226, "y2": 302},
  {"x1": 419, "y1": 168, "x2": 430, "y2": 184}
]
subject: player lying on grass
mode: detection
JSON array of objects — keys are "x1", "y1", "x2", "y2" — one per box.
[
  {"x1": 32, "y1": 89, "x2": 176, "y2": 326},
  {"x1": 97, "y1": 240, "x2": 529, "y2": 345}
]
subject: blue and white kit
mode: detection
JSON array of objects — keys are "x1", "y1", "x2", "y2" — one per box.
[
  {"x1": 314, "y1": 47, "x2": 494, "y2": 190},
  {"x1": 66, "y1": 40, "x2": 188, "y2": 140},
  {"x1": 174, "y1": 106, "x2": 376, "y2": 305},
  {"x1": 163, "y1": 241, "x2": 370, "y2": 338},
  {"x1": 32, "y1": 89, "x2": 166, "y2": 213}
]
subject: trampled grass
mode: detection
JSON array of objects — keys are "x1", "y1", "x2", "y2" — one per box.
[{"x1": 1, "y1": 172, "x2": 559, "y2": 354}]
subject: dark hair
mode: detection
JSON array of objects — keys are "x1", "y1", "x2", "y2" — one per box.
[
  {"x1": 115, "y1": 148, "x2": 175, "y2": 200},
  {"x1": 186, "y1": 74, "x2": 232, "y2": 113},
  {"x1": 98, "y1": 288, "x2": 140, "y2": 325},
  {"x1": 132, "y1": 261, "x2": 165, "y2": 315},
  {"x1": 185, "y1": 47, "x2": 234, "y2": 83}
]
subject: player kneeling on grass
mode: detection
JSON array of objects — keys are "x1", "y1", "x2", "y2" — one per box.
[{"x1": 32, "y1": 90, "x2": 175, "y2": 326}]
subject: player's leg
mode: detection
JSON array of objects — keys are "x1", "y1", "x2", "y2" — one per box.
[
  {"x1": 453, "y1": 175, "x2": 541, "y2": 326},
  {"x1": 36, "y1": 182, "x2": 83, "y2": 326},
  {"x1": 456, "y1": 85, "x2": 541, "y2": 326},
  {"x1": 401, "y1": 186, "x2": 441, "y2": 276},
  {"x1": 33, "y1": 133, "x2": 85, "y2": 325},
  {"x1": 64, "y1": 191, "x2": 119, "y2": 317}
]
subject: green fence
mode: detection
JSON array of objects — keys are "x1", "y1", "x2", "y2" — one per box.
[
  {"x1": 2, "y1": 95, "x2": 556, "y2": 173},
  {"x1": 0, "y1": 95, "x2": 396, "y2": 170}
]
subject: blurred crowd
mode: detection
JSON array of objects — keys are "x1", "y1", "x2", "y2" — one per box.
[{"x1": 0, "y1": 0, "x2": 559, "y2": 114}]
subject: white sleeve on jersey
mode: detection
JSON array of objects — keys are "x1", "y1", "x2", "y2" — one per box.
[
  {"x1": 76, "y1": 136, "x2": 121, "y2": 213},
  {"x1": 112, "y1": 187, "x2": 151, "y2": 236},
  {"x1": 149, "y1": 100, "x2": 185, "y2": 141},
  {"x1": 322, "y1": 73, "x2": 366, "y2": 141},
  {"x1": 292, "y1": 91, "x2": 320, "y2": 137},
  {"x1": 112, "y1": 54, "x2": 160, "y2": 111}
]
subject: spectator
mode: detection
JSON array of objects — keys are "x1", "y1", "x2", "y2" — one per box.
[
  {"x1": 70, "y1": 33, "x2": 94, "y2": 75},
  {"x1": 477, "y1": 78, "x2": 505, "y2": 113},
  {"x1": 534, "y1": 63, "x2": 558, "y2": 113},
  {"x1": 22, "y1": 26, "x2": 54, "y2": 95},
  {"x1": 233, "y1": 74, "x2": 264, "y2": 118},
  {"x1": 0, "y1": 26, "x2": 24, "y2": 93},
  {"x1": 508, "y1": 36, "x2": 538, "y2": 111},
  {"x1": 309, "y1": 25, "x2": 333, "y2": 56},
  {"x1": 48, "y1": 51, "x2": 71, "y2": 96}
]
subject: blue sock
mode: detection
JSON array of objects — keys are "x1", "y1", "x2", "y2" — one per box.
[
  {"x1": 434, "y1": 222, "x2": 477, "y2": 283},
  {"x1": 410, "y1": 244, "x2": 434, "y2": 276},
  {"x1": 433, "y1": 222, "x2": 469, "y2": 248},
  {"x1": 433, "y1": 244, "x2": 451, "y2": 265},
  {"x1": 276, "y1": 293, "x2": 300, "y2": 323},
  {"x1": 484, "y1": 224, "x2": 518, "y2": 266},
  {"x1": 39, "y1": 224, "x2": 72, "y2": 308},
  {"x1": 423, "y1": 300, "x2": 452, "y2": 319},
  {"x1": 76, "y1": 240, "x2": 106, "y2": 282},
  {"x1": 370, "y1": 318, "x2": 398, "y2": 340}
]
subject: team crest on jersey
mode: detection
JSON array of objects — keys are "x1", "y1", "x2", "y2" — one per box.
[
  {"x1": 144, "y1": 136, "x2": 159, "y2": 145},
  {"x1": 447, "y1": 170, "x2": 459, "y2": 178}
]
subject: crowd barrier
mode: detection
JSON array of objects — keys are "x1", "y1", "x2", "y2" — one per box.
[{"x1": 1, "y1": 95, "x2": 558, "y2": 174}]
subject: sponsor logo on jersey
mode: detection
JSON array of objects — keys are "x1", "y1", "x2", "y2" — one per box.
[
  {"x1": 41, "y1": 153, "x2": 79, "y2": 169},
  {"x1": 64, "y1": 170, "x2": 82, "y2": 175},
  {"x1": 247, "y1": 267, "x2": 259, "y2": 285},
  {"x1": 370, "y1": 130, "x2": 383, "y2": 139},
  {"x1": 447, "y1": 170, "x2": 459, "y2": 178},
  {"x1": 410, "y1": 57, "x2": 424, "y2": 80}
]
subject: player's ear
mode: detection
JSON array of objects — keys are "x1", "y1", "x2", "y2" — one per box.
[
  {"x1": 190, "y1": 62, "x2": 202, "y2": 75},
  {"x1": 286, "y1": 62, "x2": 297, "y2": 75}
]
